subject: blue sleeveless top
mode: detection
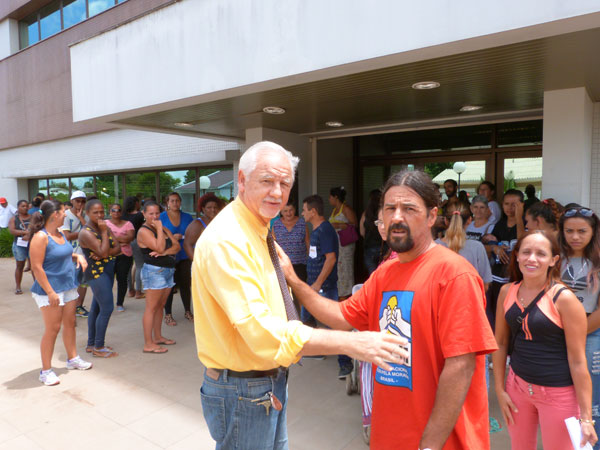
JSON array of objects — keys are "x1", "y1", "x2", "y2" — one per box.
[{"x1": 31, "y1": 230, "x2": 77, "y2": 296}]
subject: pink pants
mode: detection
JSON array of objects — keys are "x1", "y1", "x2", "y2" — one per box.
[{"x1": 506, "y1": 368, "x2": 579, "y2": 450}]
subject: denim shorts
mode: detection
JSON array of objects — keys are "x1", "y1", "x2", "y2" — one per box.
[
  {"x1": 12, "y1": 241, "x2": 29, "y2": 262},
  {"x1": 32, "y1": 287, "x2": 78, "y2": 308},
  {"x1": 141, "y1": 264, "x2": 175, "y2": 290}
]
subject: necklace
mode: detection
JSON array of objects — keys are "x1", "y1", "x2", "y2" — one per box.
[{"x1": 566, "y1": 258, "x2": 588, "y2": 288}]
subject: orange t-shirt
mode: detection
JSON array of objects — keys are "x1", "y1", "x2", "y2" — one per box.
[{"x1": 340, "y1": 244, "x2": 498, "y2": 450}]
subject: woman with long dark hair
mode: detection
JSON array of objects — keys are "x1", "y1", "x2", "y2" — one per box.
[
  {"x1": 29, "y1": 200, "x2": 91, "y2": 385},
  {"x1": 329, "y1": 186, "x2": 358, "y2": 298},
  {"x1": 160, "y1": 192, "x2": 194, "y2": 325},
  {"x1": 525, "y1": 198, "x2": 562, "y2": 237},
  {"x1": 79, "y1": 200, "x2": 121, "y2": 358},
  {"x1": 360, "y1": 189, "x2": 382, "y2": 275},
  {"x1": 9, "y1": 200, "x2": 31, "y2": 294},
  {"x1": 106, "y1": 202, "x2": 135, "y2": 312},
  {"x1": 559, "y1": 206, "x2": 600, "y2": 448},
  {"x1": 493, "y1": 231, "x2": 596, "y2": 449},
  {"x1": 138, "y1": 201, "x2": 180, "y2": 353}
]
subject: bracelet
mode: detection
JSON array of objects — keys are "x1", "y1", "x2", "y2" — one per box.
[{"x1": 580, "y1": 418, "x2": 596, "y2": 425}]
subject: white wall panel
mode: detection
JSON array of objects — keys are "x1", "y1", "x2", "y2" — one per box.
[{"x1": 591, "y1": 103, "x2": 600, "y2": 212}]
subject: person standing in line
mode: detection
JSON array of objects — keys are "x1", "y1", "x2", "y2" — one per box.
[
  {"x1": 485, "y1": 189, "x2": 525, "y2": 329},
  {"x1": 524, "y1": 198, "x2": 561, "y2": 238},
  {"x1": 303, "y1": 195, "x2": 354, "y2": 378},
  {"x1": 27, "y1": 194, "x2": 44, "y2": 215},
  {"x1": 279, "y1": 170, "x2": 497, "y2": 449},
  {"x1": 106, "y1": 203, "x2": 135, "y2": 312},
  {"x1": 523, "y1": 184, "x2": 540, "y2": 213},
  {"x1": 9, "y1": 200, "x2": 31, "y2": 294},
  {"x1": 79, "y1": 200, "x2": 121, "y2": 358},
  {"x1": 493, "y1": 231, "x2": 597, "y2": 449},
  {"x1": 160, "y1": 192, "x2": 194, "y2": 325},
  {"x1": 272, "y1": 199, "x2": 309, "y2": 314},
  {"x1": 138, "y1": 201, "x2": 179, "y2": 354},
  {"x1": 559, "y1": 206, "x2": 600, "y2": 448},
  {"x1": 60, "y1": 190, "x2": 90, "y2": 318},
  {"x1": 183, "y1": 192, "x2": 224, "y2": 260},
  {"x1": 440, "y1": 178, "x2": 458, "y2": 214},
  {"x1": 192, "y1": 142, "x2": 408, "y2": 450},
  {"x1": 29, "y1": 200, "x2": 92, "y2": 386},
  {"x1": 122, "y1": 196, "x2": 145, "y2": 299},
  {"x1": 360, "y1": 189, "x2": 383, "y2": 275},
  {"x1": 466, "y1": 195, "x2": 495, "y2": 242},
  {"x1": 328, "y1": 186, "x2": 358, "y2": 299},
  {"x1": 0, "y1": 196, "x2": 17, "y2": 229},
  {"x1": 478, "y1": 181, "x2": 502, "y2": 225}
]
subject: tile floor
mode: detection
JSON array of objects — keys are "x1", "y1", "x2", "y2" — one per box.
[{"x1": 0, "y1": 258, "x2": 525, "y2": 449}]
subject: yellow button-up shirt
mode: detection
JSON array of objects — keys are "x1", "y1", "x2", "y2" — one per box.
[{"x1": 192, "y1": 197, "x2": 313, "y2": 370}]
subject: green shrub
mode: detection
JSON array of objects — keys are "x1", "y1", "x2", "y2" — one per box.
[{"x1": 0, "y1": 228, "x2": 14, "y2": 257}]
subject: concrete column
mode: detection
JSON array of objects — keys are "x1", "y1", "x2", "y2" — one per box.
[
  {"x1": 243, "y1": 127, "x2": 312, "y2": 204},
  {"x1": 0, "y1": 19, "x2": 19, "y2": 60},
  {"x1": 542, "y1": 87, "x2": 593, "y2": 206}
]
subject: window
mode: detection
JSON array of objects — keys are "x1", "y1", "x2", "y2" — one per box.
[
  {"x1": 19, "y1": 0, "x2": 127, "y2": 49},
  {"x1": 28, "y1": 179, "x2": 48, "y2": 199},
  {"x1": 125, "y1": 173, "x2": 156, "y2": 202},
  {"x1": 39, "y1": 1, "x2": 61, "y2": 40},
  {"x1": 70, "y1": 176, "x2": 94, "y2": 197},
  {"x1": 63, "y1": 0, "x2": 87, "y2": 29},
  {"x1": 95, "y1": 174, "x2": 122, "y2": 212},
  {"x1": 49, "y1": 178, "x2": 70, "y2": 202}
]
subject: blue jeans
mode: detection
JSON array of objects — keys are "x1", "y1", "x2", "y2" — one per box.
[
  {"x1": 201, "y1": 368, "x2": 289, "y2": 450},
  {"x1": 301, "y1": 286, "x2": 352, "y2": 368},
  {"x1": 86, "y1": 264, "x2": 115, "y2": 348},
  {"x1": 363, "y1": 246, "x2": 380, "y2": 275},
  {"x1": 587, "y1": 328, "x2": 600, "y2": 449}
]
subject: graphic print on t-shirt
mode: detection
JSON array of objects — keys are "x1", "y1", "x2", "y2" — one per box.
[{"x1": 376, "y1": 290, "x2": 413, "y2": 389}]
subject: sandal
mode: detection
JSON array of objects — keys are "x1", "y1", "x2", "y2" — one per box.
[
  {"x1": 92, "y1": 347, "x2": 118, "y2": 358},
  {"x1": 164, "y1": 314, "x2": 177, "y2": 326},
  {"x1": 184, "y1": 311, "x2": 194, "y2": 322},
  {"x1": 86, "y1": 345, "x2": 113, "y2": 353},
  {"x1": 154, "y1": 338, "x2": 176, "y2": 345},
  {"x1": 135, "y1": 291, "x2": 146, "y2": 299},
  {"x1": 143, "y1": 347, "x2": 168, "y2": 354},
  {"x1": 15, "y1": 289, "x2": 23, "y2": 295}
]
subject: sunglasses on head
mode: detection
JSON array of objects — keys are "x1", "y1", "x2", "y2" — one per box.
[{"x1": 564, "y1": 208, "x2": 593, "y2": 218}]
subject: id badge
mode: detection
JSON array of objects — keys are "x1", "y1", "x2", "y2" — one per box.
[{"x1": 309, "y1": 245, "x2": 317, "y2": 259}]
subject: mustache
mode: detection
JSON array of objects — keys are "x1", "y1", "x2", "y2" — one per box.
[{"x1": 388, "y1": 223, "x2": 410, "y2": 232}]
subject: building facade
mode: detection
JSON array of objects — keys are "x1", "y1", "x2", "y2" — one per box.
[{"x1": 2, "y1": 0, "x2": 600, "y2": 216}]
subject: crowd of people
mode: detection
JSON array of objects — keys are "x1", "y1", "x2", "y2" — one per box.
[{"x1": 2, "y1": 144, "x2": 600, "y2": 449}]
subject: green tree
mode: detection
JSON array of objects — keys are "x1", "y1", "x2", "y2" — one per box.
[
  {"x1": 424, "y1": 162, "x2": 453, "y2": 180},
  {"x1": 184, "y1": 170, "x2": 195, "y2": 184}
]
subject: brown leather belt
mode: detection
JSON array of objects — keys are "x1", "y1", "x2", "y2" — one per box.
[{"x1": 205, "y1": 367, "x2": 284, "y2": 380}]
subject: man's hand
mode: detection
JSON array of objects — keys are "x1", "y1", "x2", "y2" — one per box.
[
  {"x1": 310, "y1": 282, "x2": 322, "y2": 292},
  {"x1": 347, "y1": 331, "x2": 408, "y2": 372}
]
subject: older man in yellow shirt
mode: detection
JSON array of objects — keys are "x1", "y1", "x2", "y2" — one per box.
[{"x1": 192, "y1": 141, "x2": 407, "y2": 450}]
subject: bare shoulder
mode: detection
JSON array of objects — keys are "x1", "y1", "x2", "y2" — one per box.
[{"x1": 30, "y1": 230, "x2": 48, "y2": 245}]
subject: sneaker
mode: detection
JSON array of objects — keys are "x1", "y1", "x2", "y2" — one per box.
[
  {"x1": 39, "y1": 369, "x2": 60, "y2": 386},
  {"x1": 116, "y1": 306, "x2": 125, "y2": 312},
  {"x1": 76, "y1": 306, "x2": 89, "y2": 318},
  {"x1": 66, "y1": 355, "x2": 93, "y2": 370},
  {"x1": 303, "y1": 355, "x2": 325, "y2": 360},
  {"x1": 338, "y1": 363, "x2": 354, "y2": 379}
]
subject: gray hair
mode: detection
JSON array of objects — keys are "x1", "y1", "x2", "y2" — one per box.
[
  {"x1": 239, "y1": 141, "x2": 299, "y2": 180},
  {"x1": 471, "y1": 195, "x2": 489, "y2": 206}
]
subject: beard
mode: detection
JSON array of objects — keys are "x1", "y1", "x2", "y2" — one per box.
[{"x1": 387, "y1": 222, "x2": 415, "y2": 253}]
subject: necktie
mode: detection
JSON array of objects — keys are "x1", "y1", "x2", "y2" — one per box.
[{"x1": 266, "y1": 230, "x2": 299, "y2": 321}]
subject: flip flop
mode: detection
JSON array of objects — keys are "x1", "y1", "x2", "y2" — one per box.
[
  {"x1": 92, "y1": 347, "x2": 118, "y2": 358},
  {"x1": 143, "y1": 347, "x2": 168, "y2": 354},
  {"x1": 154, "y1": 339, "x2": 176, "y2": 345},
  {"x1": 86, "y1": 345, "x2": 114, "y2": 353},
  {"x1": 15, "y1": 289, "x2": 23, "y2": 295}
]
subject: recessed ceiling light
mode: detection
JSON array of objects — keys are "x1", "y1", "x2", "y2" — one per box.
[
  {"x1": 173, "y1": 122, "x2": 193, "y2": 127},
  {"x1": 325, "y1": 121, "x2": 344, "y2": 127},
  {"x1": 411, "y1": 81, "x2": 440, "y2": 90},
  {"x1": 262, "y1": 106, "x2": 286, "y2": 115},
  {"x1": 460, "y1": 105, "x2": 483, "y2": 112}
]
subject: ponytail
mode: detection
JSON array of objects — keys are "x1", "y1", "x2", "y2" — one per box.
[
  {"x1": 27, "y1": 199, "x2": 62, "y2": 241},
  {"x1": 528, "y1": 198, "x2": 562, "y2": 230},
  {"x1": 445, "y1": 203, "x2": 471, "y2": 253}
]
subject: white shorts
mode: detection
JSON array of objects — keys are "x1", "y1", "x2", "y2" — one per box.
[{"x1": 32, "y1": 288, "x2": 79, "y2": 309}]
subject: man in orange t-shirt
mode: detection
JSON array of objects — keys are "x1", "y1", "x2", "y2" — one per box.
[{"x1": 280, "y1": 170, "x2": 497, "y2": 449}]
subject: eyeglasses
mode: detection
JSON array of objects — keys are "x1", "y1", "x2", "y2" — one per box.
[
  {"x1": 564, "y1": 208, "x2": 593, "y2": 218},
  {"x1": 374, "y1": 220, "x2": 384, "y2": 227},
  {"x1": 110, "y1": 209, "x2": 121, "y2": 213}
]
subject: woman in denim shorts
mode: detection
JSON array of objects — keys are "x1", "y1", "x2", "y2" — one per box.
[
  {"x1": 137, "y1": 201, "x2": 180, "y2": 354},
  {"x1": 8, "y1": 200, "x2": 31, "y2": 294},
  {"x1": 29, "y1": 199, "x2": 92, "y2": 386}
]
